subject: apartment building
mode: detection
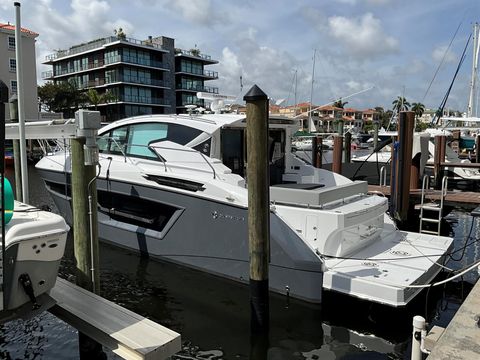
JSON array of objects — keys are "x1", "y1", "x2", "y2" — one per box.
[
  {"x1": 42, "y1": 34, "x2": 218, "y2": 120},
  {"x1": 0, "y1": 22, "x2": 39, "y2": 121}
]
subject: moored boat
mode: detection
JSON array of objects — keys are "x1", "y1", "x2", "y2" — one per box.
[{"x1": 35, "y1": 113, "x2": 453, "y2": 306}]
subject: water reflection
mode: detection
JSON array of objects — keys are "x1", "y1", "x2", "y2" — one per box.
[{"x1": 0, "y1": 165, "x2": 478, "y2": 359}]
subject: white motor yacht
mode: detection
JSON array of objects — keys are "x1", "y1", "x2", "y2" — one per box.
[{"x1": 35, "y1": 114, "x2": 453, "y2": 306}]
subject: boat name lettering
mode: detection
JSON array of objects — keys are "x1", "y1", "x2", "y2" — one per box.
[{"x1": 212, "y1": 211, "x2": 245, "y2": 221}]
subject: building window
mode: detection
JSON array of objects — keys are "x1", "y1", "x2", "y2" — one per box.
[
  {"x1": 9, "y1": 58, "x2": 16, "y2": 72},
  {"x1": 8, "y1": 36, "x2": 15, "y2": 50},
  {"x1": 10, "y1": 80, "x2": 17, "y2": 94}
]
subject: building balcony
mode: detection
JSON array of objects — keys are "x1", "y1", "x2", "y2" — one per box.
[
  {"x1": 176, "y1": 84, "x2": 218, "y2": 93},
  {"x1": 175, "y1": 69, "x2": 218, "y2": 79},
  {"x1": 174, "y1": 49, "x2": 218, "y2": 64},
  {"x1": 117, "y1": 95, "x2": 170, "y2": 106},
  {"x1": 44, "y1": 36, "x2": 168, "y2": 63},
  {"x1": 76, "y1": 76, "x2": 169, "y2": 89},
  {"x1": 42, "y1": 55, "x2": 168, "y2": 79},
  {"x1": 42, "y1": 70, "x2": 54, "y2": 79}
]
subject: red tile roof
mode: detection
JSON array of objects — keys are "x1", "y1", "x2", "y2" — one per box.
[
  {"x1": 0, "y1": 23, "x2": 38, "y2": 36},
  {"x1": 343, "y1": 107, "x2": 360, "y2": 112},
  {"x1": 318, "y1": 105, "x2": 343, "y2": 111}
]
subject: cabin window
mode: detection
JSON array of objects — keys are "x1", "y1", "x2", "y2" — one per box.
[
  {"x1": 127, "y1": 123, "x2": 168, "y2": 158},
  {"x1": 98, "y1": 122, "x2": 202, "y2": 159},
  {"x1": 98, "y1": 126, "x2": 129, "y2": 154}
]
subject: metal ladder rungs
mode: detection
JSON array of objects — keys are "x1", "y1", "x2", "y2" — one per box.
[
  {"x1": 416, "y1": 205, "x2": 441, "y2": 211},
  {"x1": 421, "y1": 218, "x2": 440, "y2": 223},
  {"x1": 420, "y1": 229, "x2": 440, "y2": 235},
  {"x1": 418, "y1": 175, "x2": 447, "y2": 235}
]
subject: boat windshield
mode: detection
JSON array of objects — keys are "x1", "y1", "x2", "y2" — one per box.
[{"x1": 97, "y1": 122, "x2": 202, "y2": 160}]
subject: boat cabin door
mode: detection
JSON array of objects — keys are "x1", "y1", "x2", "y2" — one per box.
[{"x1": 221, "y1": 128, "x2": 245, "y2": 177}]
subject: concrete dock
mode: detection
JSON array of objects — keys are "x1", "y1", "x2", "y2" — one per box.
[{"x1": 427, "y1": 279, "x2": 480, "y2": 359}]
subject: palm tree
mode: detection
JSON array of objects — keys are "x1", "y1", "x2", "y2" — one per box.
[
  {"x1": 411, "y1": 102, "x2": 425, "y2": 119},
  {"x1": 333, "y1": 98, "x2": 348, "y2": 108},
  {"x1": 392, "y1": 96, "x2": 410, "y2": 112},
  {"x1": 86, "y1": 88, "x2": 101, "y2": 110},
  {"x1": 85, "y1": 89, "x2": 117, "y2": 110}
]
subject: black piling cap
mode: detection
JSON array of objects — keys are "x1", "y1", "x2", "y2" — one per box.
[
  {"x1": 14, "y1": 2, "x2": 21, "y2": 7},
  {"x1": 243, "y1": 85, "x2": 268, "y2": 102}
]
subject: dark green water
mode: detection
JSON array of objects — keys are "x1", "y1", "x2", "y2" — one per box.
[{"x1": 0, "y1": 165, "x2": 478, "y2": 359}]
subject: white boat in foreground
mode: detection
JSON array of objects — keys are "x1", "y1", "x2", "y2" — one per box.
[
  {"x1": 35, "y1": 114, "x2": 453, "y2": 306},
  {"x1": 1, "y1": 201, "x2": 68, "y2": 318}
]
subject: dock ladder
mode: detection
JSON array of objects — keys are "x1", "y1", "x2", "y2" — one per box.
[{"x1": 418, "y1": 175, "x2": 448, "y2": 235}]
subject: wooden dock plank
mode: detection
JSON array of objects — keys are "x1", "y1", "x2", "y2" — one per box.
[
  {"x1": 368, "y1": 185, "x2": 480, "y2": 206},
  {"x1": 427, "y1": 279, "x2": 480, "y2": 359},
  {"x1": 49, "y1": 278, "x2": 181, "y2": 360}
]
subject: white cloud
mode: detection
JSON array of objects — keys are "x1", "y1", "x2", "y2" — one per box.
[
  {"x1": 328, "y1": 13, "x2": 398, "y2": 57},
  {"x1": 164, "y1": 0, "x2": 228, "y2": 26},
  {"x1": 432, "y1": 45, "x2": 457, "y2": 64},
  {"x1": 215, "y1": 37, "x2": 306, "y2": 103}
]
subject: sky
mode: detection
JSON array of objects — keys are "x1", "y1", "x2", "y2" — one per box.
[{"x1": 1, "y1": 0, "x2": 479, "y2": 112}]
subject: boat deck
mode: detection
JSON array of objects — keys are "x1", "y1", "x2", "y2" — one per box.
[{"x1": 322, "y1": 228, "x2": 453, "y2": 306}]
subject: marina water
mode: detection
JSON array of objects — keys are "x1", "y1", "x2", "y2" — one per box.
[{"x1": 0, "y1": 162, "x2": 479, "y2": 359}]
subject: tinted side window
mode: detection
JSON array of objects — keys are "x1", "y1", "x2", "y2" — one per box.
[{"x1": 167, "y1": 123, "x2": 202, "y2": 145}]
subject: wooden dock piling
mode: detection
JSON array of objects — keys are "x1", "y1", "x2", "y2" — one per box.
[
  {"x1": 344, "y1": 132, "x2": 352, "y2": 163},
  {"x1": 312, "y1": 136, "x2": 322, "y2": 168},
  {"x1": 392, "y1": 111, "x2": 414, "y2": 223},
  {"x1": 433, "y1": 136, "x2": 446, "y2": 189},
  {"x1": 332, "y1": 135, "x2": 343, "y2": 174},
  {"x1": 244, "y1": 85, "x2": 270, "y2": 332},
  {"x1": 71, "y1": 110, "x2": 103, "y2": 359}
]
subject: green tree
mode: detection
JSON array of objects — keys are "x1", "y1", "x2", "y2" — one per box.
[
  {"x1": 411, "y1": 102, "x2": 425, "y2": 119},
  {"x1": 38, "y1": 80, "x2": 86, "y2": 117},
  {"x1": 333, "y1": 98, "x2": 348, "y2": 108},
  {"x1": 392, "y1": 96, "x2": 410, "y2": 112},
  {"x1": 85, "y1": 88, "x2": 117, "y2": 111}
]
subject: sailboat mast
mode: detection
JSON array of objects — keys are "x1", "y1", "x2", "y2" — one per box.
[
  {"x1": 294, "y1": 69, "x2": 298, "y2": 116},
  {"x1": 309, "y1": 49, "x2": 316, "y2": 132},
  {"x1": 467, "y1": 23, "x2": 479, "y2": 117}
]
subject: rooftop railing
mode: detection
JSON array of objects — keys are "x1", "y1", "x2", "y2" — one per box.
[
  {"x1": 175, "y1": 49, "x2": 213, "y2": 61},
  {"x1": 44, "y1": 36, "x2": 167, "y2": 62}
]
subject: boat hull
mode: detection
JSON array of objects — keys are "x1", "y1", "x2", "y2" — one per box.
[
  {"x1": 37, "y1": 169, "x2": 324, "y2": 303},
  {"x1": 3, "y1": 203, "x2": 68, "y2": 311}
]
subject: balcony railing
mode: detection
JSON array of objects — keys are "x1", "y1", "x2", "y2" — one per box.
[
  {"x1": 80, "y1": 76, "x2": 168, "y2": 89},
  {"x1": 176, "y1": 84, "x2": 218, "y2": 93},
  {"x1": 42, "y1": 56, "x2": 168, "y2": 79},
  {"x1": 118, "y1": 95, "x2": 170, "y2": 106},
  {"x1": 45, "y1": 36, "x2": 167, "y2": 62},
  {"x1": 175, "y1": 49, "x2": 213, "y2": 61},
  {"x1": 42, "y1": 70, "x2": 53, "y2": 79},
  {"x1": 177, "y1": 68, "x2": 218, "y2": 79}
]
